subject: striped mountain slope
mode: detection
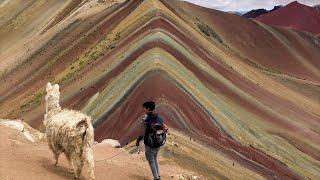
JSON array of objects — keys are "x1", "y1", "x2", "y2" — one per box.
[{"x1": 0, "y1": 0, "x2": 319, "y2": 179}]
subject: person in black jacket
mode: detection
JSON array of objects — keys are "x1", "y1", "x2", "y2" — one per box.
[{"x1": 136, "y1": 101, "x2": 166, "y2": 180}]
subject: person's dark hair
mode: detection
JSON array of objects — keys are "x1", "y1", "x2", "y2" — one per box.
[{"x1": 143, "y1": 101, "x2": 155, "y2": 111}]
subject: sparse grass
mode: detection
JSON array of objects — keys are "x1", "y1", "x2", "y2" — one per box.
[
  {"x1": 107, "y1": 31, "x2": 121, "y2": 50},
  {"x1": 54, "y1": 26, "x2": 122, "y2": 86},
  {"x1": 4, "y1": 109, "x2": 15, "y2": 119},
  {"x1": 0, "y1": 68, "x2": 9, "y2": 79},
  {"x1": 144, "y1": 9, "x2": 159, "y2": 18},
  {"x1": 19, "y1": 91, "x2": 45, "y2": 112},
  {"x1": 115, "y1": 32, "x2": 121, "y2": 41},
  {"x1": 195, "y1": 18, "x2": 223, "y2": 44}
]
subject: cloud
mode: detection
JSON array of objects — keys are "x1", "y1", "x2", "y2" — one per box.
[{"x1": 182, "y1": 0, "x2": 320, "y2": 11}]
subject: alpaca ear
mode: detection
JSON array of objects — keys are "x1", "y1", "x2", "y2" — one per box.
[
  {"x1": 54, "y1": 84, "x2": 59, "y2": 91},
  {"x1": 46, "y1": 82, "x2": 52, "y2": 90}
]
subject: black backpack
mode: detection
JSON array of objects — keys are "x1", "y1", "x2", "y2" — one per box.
[{"x1": 144, "y1": 117, "x2": 167, "y2": 148}]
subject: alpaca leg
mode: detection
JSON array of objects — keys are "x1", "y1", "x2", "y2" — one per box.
[
  {"x1": 66, "y1": 153, "x2": 74, "y2": 173},
  {"x1": 70, "y1": 161, "x2": 75, "y2": 174},
  {"x1": 71, "y1": 152, "x2": 83, "y2": 179},
  {"x1": 75, "y1": 156, "x2": 84, "y2": 179},
  {"x1": 85, "y1": 147, "x2": 95, "y2": 180},
  {"x1": 54, "y1": 153, "x2": 60, "y2": 166},
  {"x1": 52, "y1": 146, "x2": 63, "y2": 166},
  {"x1": 48, "y1": 139, "x2": 62, "y2": 166}
]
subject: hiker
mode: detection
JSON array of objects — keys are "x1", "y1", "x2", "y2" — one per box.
[{"x1": 136, "y1": 101, "x2": 167, "y2": 180}]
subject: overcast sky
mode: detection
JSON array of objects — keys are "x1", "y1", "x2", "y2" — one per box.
[{"x1": 182, "y1": 0, "x2": 320, "y2": 11}]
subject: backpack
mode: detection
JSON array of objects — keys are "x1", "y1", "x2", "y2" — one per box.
[{"x1": 144, "y1": 116, "x2": 167, "y2": 148}]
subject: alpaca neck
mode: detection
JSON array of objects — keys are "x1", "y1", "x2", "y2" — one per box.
[{"x1": 46, "y1": 101, "x2": 61, "y2": 114}]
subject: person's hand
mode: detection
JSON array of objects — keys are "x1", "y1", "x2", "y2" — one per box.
[{"x1": 136, "y1": 136, "x2": 143, "y2": 147}]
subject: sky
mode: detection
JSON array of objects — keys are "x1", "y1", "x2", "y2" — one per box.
[{"x1": 182, "y1": 0, "x2": 320, "y2": 11}]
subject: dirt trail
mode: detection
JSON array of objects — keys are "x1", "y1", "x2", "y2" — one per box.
[{"x1": 0, "y1": 122, "x2": 197, "y2": 180}]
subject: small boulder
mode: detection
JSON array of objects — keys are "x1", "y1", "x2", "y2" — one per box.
[
  {"x1": 101, "y1": 139, "x2": 121, "y2": 148},
  {"x1": 0, "y1": 119, "x2": 24, "y2": 132}
]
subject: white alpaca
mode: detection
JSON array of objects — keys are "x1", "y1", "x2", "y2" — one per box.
[{"x1": 44, "y1": 82, "x2": 95, "y2": 179}]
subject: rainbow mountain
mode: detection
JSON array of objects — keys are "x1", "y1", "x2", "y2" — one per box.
[{"x1": 0, "y1": 0, "x2": 320, "y2": 179}]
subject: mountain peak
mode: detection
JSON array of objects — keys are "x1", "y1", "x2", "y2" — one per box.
[
  {"x1": 255, "y1": 0, "x2": 320, "y2": 34},
  {"x1": 288, "y1": 1, "x2": 300, "y2": 5},
  {"x1": 286, "y1": 0, "x2": 311, "y2": 9}
]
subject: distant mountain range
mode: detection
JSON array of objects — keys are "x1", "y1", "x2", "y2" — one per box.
[
  {"x1": 228, "y1": 11, "x2": 248, "y2": 16},
  {"x1": 242, "y1": 5, "x2": 282, "y2": 18},
  {"x1": 314, "y1": 4, "x2": 320, "y2": 12}
]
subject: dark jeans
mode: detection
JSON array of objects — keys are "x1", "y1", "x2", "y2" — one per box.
[{"x1": 145, "y1": 145, "x2": 160, "y2": 179}]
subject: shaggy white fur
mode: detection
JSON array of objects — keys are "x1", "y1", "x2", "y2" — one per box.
[{"x1": 44, "y1": 82, "x2": 95, "y2": 179}]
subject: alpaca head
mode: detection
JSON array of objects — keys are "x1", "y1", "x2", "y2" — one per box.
[{"x1": 45, "y1": 82, "x2": 61, "y2": 113}]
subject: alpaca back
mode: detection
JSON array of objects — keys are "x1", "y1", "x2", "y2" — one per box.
[{"x1": 45, "y1": 109, "x2": 94, "y2": 153}]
